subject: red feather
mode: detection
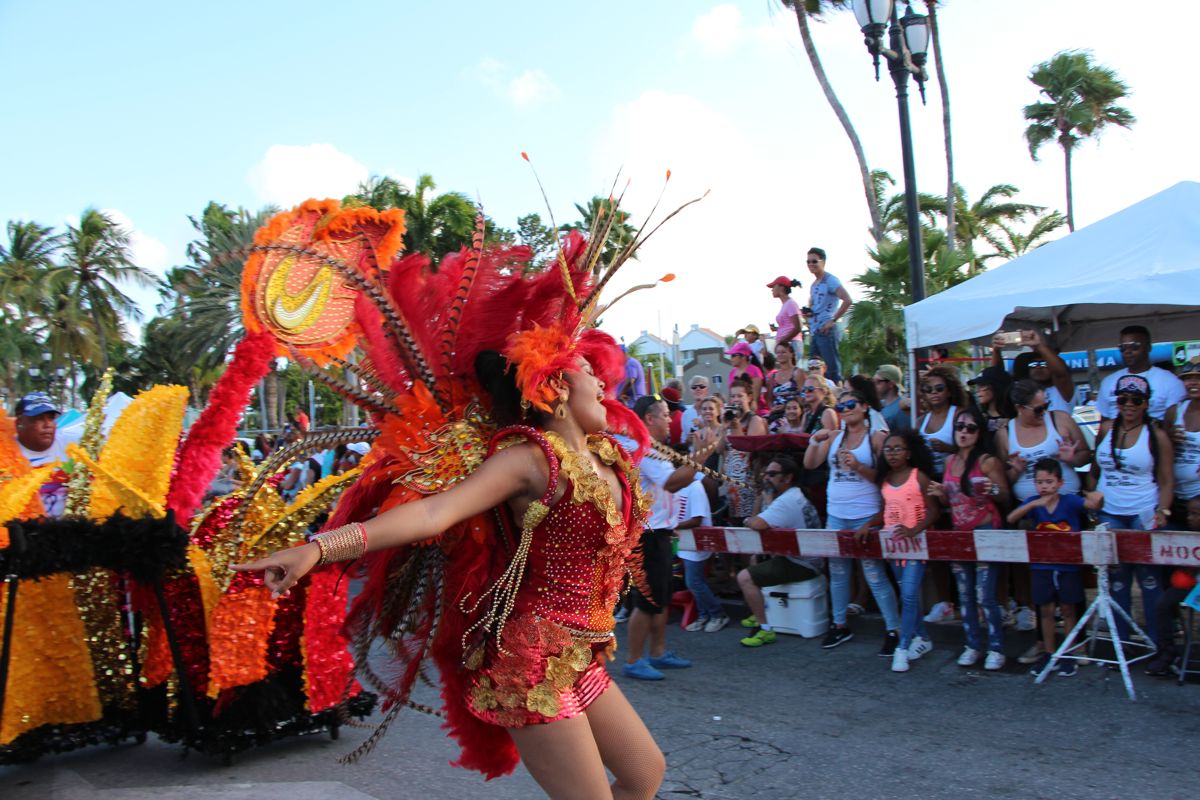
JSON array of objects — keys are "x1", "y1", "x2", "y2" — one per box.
[{"x1": 165, "y1": 331, "x2": 275, "y2": 522}]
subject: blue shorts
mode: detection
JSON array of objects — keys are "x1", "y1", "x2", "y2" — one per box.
[{"x1": 1031, "y1": 569, "x2": 1084, "y2": 606}]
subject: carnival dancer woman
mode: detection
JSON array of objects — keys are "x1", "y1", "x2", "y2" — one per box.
[
  {"x1": 238, "y1": 351, "x2": 709, "y2": 798},
  {"x1": 231, "y1": 192, "x2": 713, "y2": 798},
  {"x1": 927, "y1": 407, "x2": 1011, "y2": 670}
]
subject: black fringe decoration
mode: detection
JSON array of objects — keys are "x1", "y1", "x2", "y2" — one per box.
[{"x1": 0, "y1": 513, "x2": 188, "y2": 582}]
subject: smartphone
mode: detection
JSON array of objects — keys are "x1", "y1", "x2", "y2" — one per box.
[{"x1": 996, "y1": 331, "x2": 1023, "y2": 346}]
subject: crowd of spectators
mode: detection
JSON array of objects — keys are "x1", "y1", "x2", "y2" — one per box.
[{"x1": 621, "y1": 250, "x2": 1200, "y2": 681}]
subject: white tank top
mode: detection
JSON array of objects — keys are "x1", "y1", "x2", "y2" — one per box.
[
  {"x1": 826, "y1": 429, "x2": 881, "y2": 518},
  {"x1": 1097, "y1": 425, "x2": 1159, "y2": 516},
  {"x1": 920, "y1": 405, "x2": 958, "y2": 478},
  {"x1": 1008, "y1": 414, "x2": 1081, "y2": 498},
  {"x1": 1174, "y1": 399, "x2": 1200, "y2": 500}
]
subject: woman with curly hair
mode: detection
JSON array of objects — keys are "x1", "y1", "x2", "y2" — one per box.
[{"x1": 917, "y1": 365, "x2": 969, "y2": 480}]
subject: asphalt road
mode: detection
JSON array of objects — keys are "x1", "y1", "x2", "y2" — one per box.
[{"x1": 3, "y1": 606, "x2": 1198, "y2": 800}]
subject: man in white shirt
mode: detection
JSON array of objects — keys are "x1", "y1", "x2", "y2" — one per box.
[
  {"x1": 623, "y1": 395, "x2": 709, "y2": 681},
  {"x1": 680, "y1": 376, "x2": 709, "y2": 439},
  {"x1": 1097, "y1": 325, "x2": 1186, "y2": 421},
  {"x1": 674, "y1": 473, "x2": 728, "y2": 632},
  {"x1": 737, "y1": 456, "x2": 823, "y2": 647}
]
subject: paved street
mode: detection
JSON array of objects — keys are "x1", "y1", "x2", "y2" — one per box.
[{"x1": 4, "y1": 606, "x2": 1198, "y2": 800}]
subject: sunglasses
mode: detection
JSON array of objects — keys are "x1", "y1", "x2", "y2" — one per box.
[
  {"x1": 874, "y1": 377, "x2": 891, "y2": 383},
  {"x1": 882, "y1": 445, "x2": 908, "y2": 455},
  {"x1": 763, "y1": 470, "x2": 783, "y2": 477},
  {"x1": 954, "y1": 422, "x2": 980, "y2": 433},
  {"x1": 1022, "y1": 402, "x2": 1050, "y2": 415},
  {"x1": 807, "y1": 361, "x2": 824, "y2": 368},
  {"x1": 691, "y1": 384, "x2": 708, "y2": 390},
  {"x1": 1116, "y1": 394, "x2": 1146, "y2": 407},
  {"x1": 921, "y1": 384, "x2": 947, "y2": 393},
  {"x1": 835, "y1": 400, "x2": 860, "y2": 412},
  {"x1": 1028, "y1": 360, "x2": 1047, "y2": 368},
  {"x1": 1118, "y1": 341, "x2": 1145, "y2": 351},
  {"x1": 806, "y1": 259, "x2": 820, "y2": 264},
  {"x1": 800, "y1": 386, "x2": 818, "y2": 394}
]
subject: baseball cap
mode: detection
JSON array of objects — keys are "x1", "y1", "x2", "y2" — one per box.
[
  {"x1": 967, "y1": 366, "x2": 1010, "y2": 388},
  {"x1": 1179, "y1": 358, "x2": 1200, "y2": 377},
  {"x1": 15, "y1": 392, "x2": 59, "y2": 417},
  {"x1": 725, "y1": 342, "x2": 754, "y2": 358},
  {"x1": 875, "y1": 364, "x2": 903, "y2": 385},
  {"x1": 738, "y1": 324, "x2": 760, "y2": 335},
  {"x1": 346, "y1": 442, "x2": 371, "y2": 456},
  {"x1": 1114, "y1": 374, "x2": 1151, "y2": 396},
  {"x1": 766, "y1": 275, "x2": 797, "y2": 288}
]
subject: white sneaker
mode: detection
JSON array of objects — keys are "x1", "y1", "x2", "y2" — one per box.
[
  {"x1": 704, "y1": 615, "x2": 730, "y2": 633},
  {"x1": 957, "y1": 646, "x2": 981, "y2": 666},
  {"x1": 984, "y1": 651, "x2": 1006, "y2": 671},
  {"x1": 891, "y1": 648, "x2": 910, "y2": 672},
  {"x1": 684, "y1": 617, "x2": 708, "y2": 632},
  {"x1": 923, "y1": 602, "x2": 955, "y2": 624},
  {"x1": 1015, "y1": 606, "x2": 1036, "y2": 631},
  {"x1": 908, "y1": 635, "x2": 933, "y2": 660}
]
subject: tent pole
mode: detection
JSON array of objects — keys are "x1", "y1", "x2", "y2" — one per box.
[{"x1": 907, "y1": 348, "x2": 919, "y2": 427}]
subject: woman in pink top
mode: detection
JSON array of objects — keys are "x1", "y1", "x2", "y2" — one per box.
[
  {"x1": 726, "y1": 341, "x2": 767, "y2": 414},
  {"x1": 861, "y1": 429, "x2": 939, "y2": 672},
  {"x1": 928, "y1": 407, "x2": 1011, "y2": 671},
  {"x1": 768, "y1": 275, "x2": 803, "y2": 353}
]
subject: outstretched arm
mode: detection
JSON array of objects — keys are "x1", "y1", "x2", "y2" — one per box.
[{"x1": 233, "y1": 443, "x2": 543, "y2": 596}]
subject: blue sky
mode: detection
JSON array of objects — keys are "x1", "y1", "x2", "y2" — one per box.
[{"x1": 3, "y1": 1, "x2": 1197, "y2": 346}]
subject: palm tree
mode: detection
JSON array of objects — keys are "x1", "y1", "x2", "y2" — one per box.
[
  {"x1": 917, "y1": 183, "x2": 1041, "y2": 273},
  {"x1": 349, "y1": 174, "x2": 478, "y2": 264},
  {"x1": 0, "y1": 220, "x2": 61, "y2": 328},
  {"x1": 559, "y1": 196, "x2": 638, "y2": 277},
  {"x1": 923, "y1": 1, "x2": 955, "y2": 253},
  {"x1": 842, "y1": 228, "x2": 970, "y2": 370},
  {"x1": 1023, "y1": 51, "x2": 1135, "y2": 231},
  {"x1": 52, "y1": 209, "x2": 155, "y2": 371},
  {"x1": 782, "y1": 0, "x2": 884, "y2": 243},
  {"x1": 993, "y1": 209, "x2": 1068, "y2": 260}
]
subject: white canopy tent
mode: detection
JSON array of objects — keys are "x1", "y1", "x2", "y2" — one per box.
[{"x1": 903, "y1": 180, "x2": 1200, "y2": 352}]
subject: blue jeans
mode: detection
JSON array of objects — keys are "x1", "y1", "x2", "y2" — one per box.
[
  {"x1": 827, "y1": 514, "x2": 900, "y2": 629},
  {"x1": 890, "y1": 560, "x2": 928, "y2": 648},
  {"x1": 810, "y1": 328, "x2": 842, "y2": 383},
  {"x1": 952, "y1": 561, "x2": 1003, "y2": 652},
  {"x1": 1099, "y1": 511, "x2": 1164, "y2": 644},
  {"x1": 682, "y1": 558, "x2": 724, "y2": 619}
]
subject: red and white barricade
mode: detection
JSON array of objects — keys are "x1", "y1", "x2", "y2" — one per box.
[{"x1": 681, "y1": 527, "x2": 1200, "y2": 568}]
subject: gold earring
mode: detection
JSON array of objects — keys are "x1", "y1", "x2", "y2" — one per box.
[{"x1": 555, "y1": 396, "x2": 568, "y2": 419}]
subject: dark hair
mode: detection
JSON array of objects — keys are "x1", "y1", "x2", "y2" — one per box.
[
  {"x1": 972, "y1": 376, "x2": 1015, "y2": 419},
  {"x1": 776, "y1": 279, "x2": 802, "y2": 295},
  {"x1": 921, "y1": 365, "x2": 968, "y2": 409},
  {"x1": 475, "y1": 350, "x2": 542, "y2": 427},
  {"x1": 847, "y1": 374, "x2": 883, "y2": 411},
  {"x1": 953, "y1": 406, "x2": 995, "y2": 497},
  {"x1": 1009, "y1": 378, "x2": 1044, "y2": 409},
  {"x1": 877, "y1": 430, "x2": 935, "y2": 486},
  {"x1": 633, "y1": 394, "x2": 666, "y2": 420},
  {"x1": 769, "y1": 455, "x2": 800, "y2": 484},
  {"x1": 1107, "y1": 387, "x2": 1158, "y2": 473},
  {"x1": 1033, "y1": 457, "x2": 1062, "y2": 480},
  {"x1": 807, "y1": 247, "x2": 826, "y2": 261},
  {"x1": 1120, "y1": 325, "x2": 1151, "y2": 342}
]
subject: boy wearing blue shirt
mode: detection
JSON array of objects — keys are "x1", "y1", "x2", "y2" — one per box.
[{"x1": 1007, "y1": 458, "x2": 1104, "y2": 678}]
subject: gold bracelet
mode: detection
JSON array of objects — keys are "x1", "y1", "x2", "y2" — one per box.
[{"x1": 314, "y1": 522, "x2": 367, "y2": 565}]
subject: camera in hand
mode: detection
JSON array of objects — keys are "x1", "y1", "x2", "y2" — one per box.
[
  {"x1": 801, "y1": 306, "x2": 813, "y2": 315},
  {"x1": 723, "y1": 404, "x2": 739, "y2": 422}
]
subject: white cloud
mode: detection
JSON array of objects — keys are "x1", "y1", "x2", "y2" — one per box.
[
  {"x1": 247, "y1": 143, "x2": 370, "y2": 207},
  {"x1": 688, "y1": 4, "x2": 792, "y2": 56},
  {"x1": 99, "y1": 209, "x2": 170, "y2": 275},
  {"x1": 690, "y1": 4, "x2": 746, "y2": 54},
  {"x1": 470, "y1": 58, "x2": 560, "y2": 108},
  {"x1": 509, "y1": 69, "x2": 560, "y2": 108}
]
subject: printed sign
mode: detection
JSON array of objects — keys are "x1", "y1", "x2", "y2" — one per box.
[{"x1": 880, "y1": 528, "x2": 929, "y2": 559}]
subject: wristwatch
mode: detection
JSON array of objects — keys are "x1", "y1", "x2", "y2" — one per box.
[{"x1": 1157, "y1": 507, "x2": 1172, "y2": 517}]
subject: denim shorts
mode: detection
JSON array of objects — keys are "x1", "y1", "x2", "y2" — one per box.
[{"x1": 1031, "y1": 568, "x2": 1084, "y2": 606}]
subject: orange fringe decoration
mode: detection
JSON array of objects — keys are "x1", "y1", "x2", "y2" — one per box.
[
  {"x1": 206, "y1": 586, "x2": 278, "y2": 697},
  {"x1": 503, "y1": 324, "x2": 582, "y2": 414}
]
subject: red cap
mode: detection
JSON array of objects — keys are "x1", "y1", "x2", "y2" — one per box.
[
  {"x1": 660, "y1": 386, "x2": 682, "y2": 403},
  {"x1": 766, "y1": 275, "x2": 795, "y2": 288}
]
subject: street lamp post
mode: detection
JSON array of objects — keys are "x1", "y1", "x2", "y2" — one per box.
[{"x1": 852, "y1": 0, "x2": 930, "y2": 305}]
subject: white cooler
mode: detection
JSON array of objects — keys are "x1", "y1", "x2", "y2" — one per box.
[{"x1": 764, "y1": 576, "x2": 829, "y2": 638}]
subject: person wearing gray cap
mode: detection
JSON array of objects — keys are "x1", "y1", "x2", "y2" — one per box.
[
  {"x1": 875, "y1": 365, "x2": 910, "y2": 432},
  {"x1": 13, "y1": 392, "x2": 71, "y2": 467}
]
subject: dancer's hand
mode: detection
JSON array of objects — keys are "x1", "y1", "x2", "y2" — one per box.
[{"x1": 232, "y1": 542, "x2": 320, "y2": 598}]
